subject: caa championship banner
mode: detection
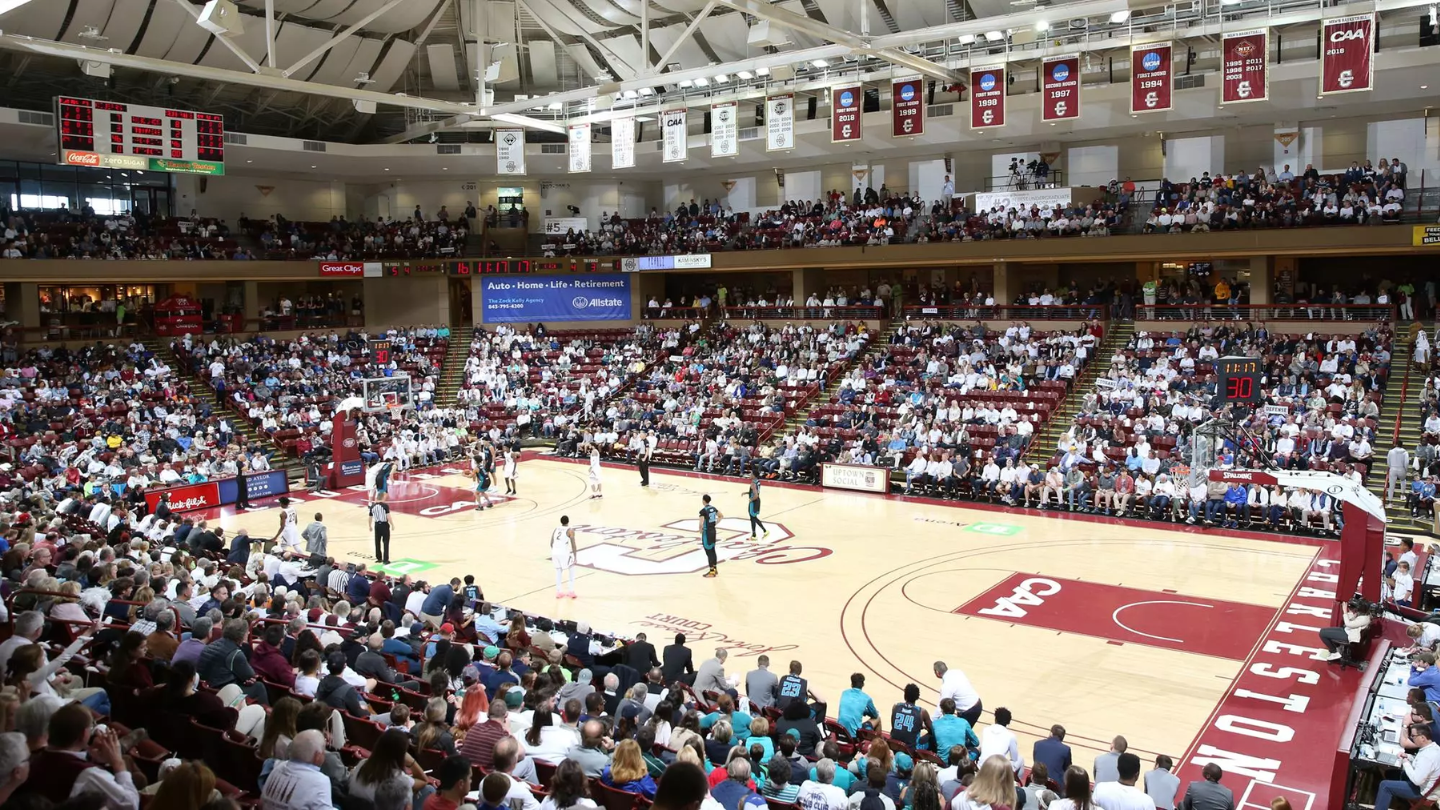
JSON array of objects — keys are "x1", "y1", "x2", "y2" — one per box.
[
  {"x1": 1320, "y1": 14, "x2": 1374, "y2": 95},
  {"x1": 482, "y1": 274, "x2": 631, "y2": 323}
]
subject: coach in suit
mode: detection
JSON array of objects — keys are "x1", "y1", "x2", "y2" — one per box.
[
  {"x1": 624, "y1": 632, "x2": 660, "y2": 672},
  {"x1": 1033, "y1": 725, "x2": 1073, "y2": 794},
  {"x1": 662, "y1": 633, "x2": 695, "y2": 684},
  {"x1": 1179, "y1": 764, "x2": 1235, "y2": 810}
]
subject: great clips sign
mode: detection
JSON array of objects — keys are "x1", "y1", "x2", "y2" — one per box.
[{"x1": 319, "y1": 262, "x2": 365, "y2": 277}]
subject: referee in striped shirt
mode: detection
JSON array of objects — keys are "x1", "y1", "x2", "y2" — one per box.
[{"x1": 370, "y1": 500, "x2": 393, "y2": 564}]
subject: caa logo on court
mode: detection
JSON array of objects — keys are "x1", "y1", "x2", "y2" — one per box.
[
  {"x1": 839, "y1": 91, "x2": 855, "y2": 108},
  {"x1": 1142, "y1": 51, "x2": 1163, "y2": 71},
  {"x1": 979, "y1": 73, "x2": 997, "y2": 92},
  {"x1": 977, "y1": 577, "x2": 1061, "y2": 618},
  {"x1": 1051, "y1": 64, "x2": 1070, "y2": 82},
  {"x1": 899, "y1": 84, "x2": 916, "y2": 102}
]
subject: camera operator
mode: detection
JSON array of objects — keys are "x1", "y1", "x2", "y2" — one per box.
[{"x1": 1320, "y1": 596, "x2": 1373, "y2": 663}]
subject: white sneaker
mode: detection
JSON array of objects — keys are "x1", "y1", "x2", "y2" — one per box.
[{"x1": 1326, "y1": 651, "x2": 1342, "y2": 661}]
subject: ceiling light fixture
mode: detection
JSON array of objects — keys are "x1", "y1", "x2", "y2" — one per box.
[
  {"x1": 811, "y1": 59, "x2": 829, "y2": 68},
  {"x1": 623, "y1": 89, "x2": 639, "y2": 99},
  {"x1": 310, "y1": 165, "x2": 316, "y2": 169},
  {"x1": 1110, "y1": 9, "x2": 1131, "y2": 22},
  {"x1": 694, "y1": 76, "x2": 709, "y2": 86},
  {"x1": 984, "y1": 30, "x2": 1004, "y2": 41},
  {"x1": 756, "y1": 67, "x2": 770, "y2": 76},
  {"x1": 639, "y1": 87, "x2": 655, "y2": 95},
  {"x1": 1035, "y1": 20, "x2": 1049, "y2": 31},
  {"x1": 547, "y1": 102, "x2": 562, "y2": 110},
  {"x1": 679, "y1": 79, "x2": 694, "y2": 88},
  {"x1": 958, "y1": 34, "x2": 975, "y2": 45},
  {"x1": 736, "y1": 70, "x2": 754, "y2": 80},
  {"x1": 714, "y1": 73, "x2": 729, "y2": 82}
]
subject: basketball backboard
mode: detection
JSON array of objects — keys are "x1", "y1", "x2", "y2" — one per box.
[{"x1": 361, "y1": 376, "x2": 415, "y2": 414}]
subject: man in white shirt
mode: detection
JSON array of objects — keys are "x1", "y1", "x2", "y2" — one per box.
[
  {"x1": 1093, "y1": 753, "x2": 1157, "y2": 810},
  {"x1": 261, "y1": 729, "x2": 333, "y2": 810},
  {"x1": 34, "y1": 703, "x2": 142, "y2": 810},
  {"x1": 797, "y1": 758, "x2": 850, "y2": 810},
  {"x1": 1374, "y1": 725, "x2": 1440, "y2": 810},
  {"x1": 978, "y1": 707, "x2": 1023, "y2": 774},
  {"x1": 934, "y1": 661, "x2": 981, "y2": 724}
]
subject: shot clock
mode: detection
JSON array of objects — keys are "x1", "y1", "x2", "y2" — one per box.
[{"x1": 1216, "y1": 356, "x2": 1263, "y2": 404}]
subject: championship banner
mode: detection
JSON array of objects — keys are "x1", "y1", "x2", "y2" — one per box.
[
  {"x1": 1221, "y1": 30, "x2": 1268, "y2": 103},
  {"x1": 1130, "y1": 42, "x2": 1173, "y2": 113},
  {"x1": 831, "y1": 86, "x2": 862, "y2": 143},
  {"x1": 662, "y1": 109, "x2": 688, "y2": 163},
  {"x1": 891, "y1": 78, "x2": 924, "y2": 137},
  {"x1": 495, "y1": 128, "x2": 526, "y2": 175},
  {"x1": 766, "y1": 95, "x2": 794, "y2": 151},
  {"x1": 1041, "y1": 55, "x2": 1081, "y2": 122},
  {"x1": 611, "y1": 116, "x2": 636, "y2": 169},
  {"x1": 711, "y1": 101, "x2": 738, "y2": 158},
  {"x1": 567, "y1": 123, "x2": 591, "y2": 173},
  {"x1": 970, "y1": 67, "x2": 1006, "y2": 129},
  {"x1": 1320, "y1": 14, "x2": 1374, "y2": 95}
]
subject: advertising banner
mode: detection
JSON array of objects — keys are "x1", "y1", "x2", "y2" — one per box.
[
  {"x1": 544, "y1": 217, "x2": 589, "y2": 235},
  {"x1": 216, "y1": 470, "x2": 290, "y2": 505},
  {"x1": 1130, "y1": 42, "x2": 1173, "y2": 113},
  {"x1": 972, "y1": 187, "x2": 1073, "y2": 212},
  {"x1": 496, "y1": 128, "x2": 526, "y2": 175},
  {"x1": 831, "y1": 86, "x2": 862, "y2": 143},
  {"x1": 1041, "y1": 55, "x2": 1081, "y2": 122},
  {"x1": 481, "y1": 274, "x2": 632, "y2": 323},
  {"x1": 611, "y1": 116, "x2": 636, "y2": 169},
  {"x1": 821, "y1": 463, "x2": 890, "y2": 494},
  {"x1": 766, "y1": 95, "x2": 794, "y2": 151},
  {"x1": 145, "y1": 481, "x2": 221, "y2": 514},
  {"x1": 1414, "y1": 225, "x2": 1440, "y2": 246},
  {"x1": 711, "y1": 102, "x2": 738, "y2": 158},
  {"x1": 567, "y1": 123, "x2": 592, "y2": 173},
  {"x1": 970, "y1": 67, "x2": 1006, "y2": 129},
  {"x1": 1320, "y1": 15, "x2": 1374, "y2": 95},
  {"x1": 1221, "y1": 30, "x2": 1269, "y2": 103},
  {"x1": 891, "y1": 78, "x2": 925, "y2": 137},
  {"x1": 662, "y1": 109, "x2": 688, "y2": 162},
  {"x1": 319, "y1": 262, "x2": 364, "y2": 277}
]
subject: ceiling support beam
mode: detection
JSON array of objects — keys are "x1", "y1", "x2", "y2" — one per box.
[
  {"x1": 649, "y1": 0, "x2": 714, "y2": 75},
  {"x1": 715, "y1": 0, "x2": 964, "y2": 82},
  {"x1": 641, "y1": 0, "x2": 649, "y2": 73},
  {"x1": 170, "y1": 0, "x2": 263, "y2": 73},
  {"x1": 283, "y1": 0, "x2": 407, "y2": 77},
  {"x1": 264, "y1": 0, "x2": 278, "y2": 68},
  {"x1": 516, "y1": 0, "x2": 640, "y2": 81}
]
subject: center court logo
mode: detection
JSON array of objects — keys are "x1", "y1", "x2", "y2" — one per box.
[
  {"x1": 979, "y1": 73, "x2": 997, "y2": 92},
  {"x1": 1142, "y1": 51, "x2": 1163, "y2": 71},
  {"x1": 1051, "y1": 64, "x2": 1070, "y2": 82},
  {"x1": 839, "y1": 91, "x2": 854, "y2": 108},
  {"x1": 569, "y1": 520, "x2": 831, "y2": 576},
  {"x1": 899, "y1": 84, "x2": 916, "y2": 101}
]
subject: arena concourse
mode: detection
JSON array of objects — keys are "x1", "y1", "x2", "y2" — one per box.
[{"x1": 2, "y1": 3, "x2": 1440, "y2": 810}]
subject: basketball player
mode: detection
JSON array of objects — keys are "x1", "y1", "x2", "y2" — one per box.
[
  {"x1": 367, "y1": 457, "x2": 394, "y2": 504},
  {"x1": 747, "y1": 471, "x2": 769, "y2": 540},
  {"x1": 472, "y1": 453, "x2": 495, "y2": 511},
  {"x1": 699, "y1": 494, "x2": 722, "y2": 578},
  {"x1": 503, "y1": 444, "x2": 519, "y2": 496},
  {"x1": 587, "y1": 443, "x2": 603, "y2": 499},
  {"x1": 273, "y1": 496, "x2": 302, "y2": 552},
  {"x1": 552, "y1": 515, "x2": 578, "y2": 598}
]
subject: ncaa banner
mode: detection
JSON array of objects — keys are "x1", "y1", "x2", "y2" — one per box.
[
  {"x1": 662, "y1": 109, "x2": 688, "y2": 163},
  {"x1": 970, "y1": 67, "x2": 1006, "y2": 129},
  {"x1": 567, "y1": 123, "x2": 592, "y2": 173},
  {"x1": 481, "y1": 274, "x2": 631, "y2": 324},
  {"x1": 1320, "y1": 15, "x2": 1374, "y2": 95},
  {"x1": 1130, "y1": 42, "x2": 1173, "y2": 113},
  {"x1": 1041, "y1": 55, "x2": 1081, "y2": 122},
  {"x1": 611, "y1": 116, "x2": 636, "y2": 169},
  {"x1": 495, "y1": 128, "x2": 526, "y2": 175},
  {"x1": 766, "y1": 94, "x2": 794, "y2": 151},
  {"x1": 891, "y1": 78, "x2": 924, "y2": 138},
  {"x1": 711, "y1": 101, "x2": 738, "y2": 158},
  {"x1": 831, "y1": 86, "x2": 862, "y2": 143},
  {"x1": 1221, "y1": 30, "x2": 1268, "y2": 103}
]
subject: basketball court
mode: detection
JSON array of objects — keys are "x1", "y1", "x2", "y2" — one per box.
[{"x1": 204, "y1": 454, "x2": 1351, "y2": 786}]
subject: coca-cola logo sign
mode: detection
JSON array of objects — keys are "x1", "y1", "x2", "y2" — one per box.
[{"x1": 145, "y1": 482, "x2": 220, "y2": 513}]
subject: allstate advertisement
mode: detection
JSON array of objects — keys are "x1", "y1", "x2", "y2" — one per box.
[{"x1": 481, "y1": 274, "x2": 631, "y2": 323}]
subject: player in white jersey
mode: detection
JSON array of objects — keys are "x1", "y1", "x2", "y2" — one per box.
[
  {"x1": 587, "y1": 444, "x2": 603, "y2": 499},
  {"x1": 552, "y1": 515, "x2": 578, "y2": 598},
  {"x1": 503, "y1": 446, "x2": 518, "y2": 495},
  {"x1": 273, "y1": 496, "x2": 302, "y2": 551}
]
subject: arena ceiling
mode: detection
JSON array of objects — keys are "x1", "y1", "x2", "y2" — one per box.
[{"x1": 0, "y1": 0, "x2": 1434, "y2": 145}]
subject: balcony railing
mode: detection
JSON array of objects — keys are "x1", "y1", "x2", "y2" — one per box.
[
  {"x1": 1134, "y1": 303, "x2": 1396, "y2": 322},
  {"x1": 902, "y1": 304, "x2": 1109, "y2": 321}
]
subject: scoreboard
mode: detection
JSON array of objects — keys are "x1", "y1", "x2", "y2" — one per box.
[{"x1": 55, "y1": 96, "x2": 226, "y2": 175}]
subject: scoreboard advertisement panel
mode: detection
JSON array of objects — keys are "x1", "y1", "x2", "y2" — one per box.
[{"x1": 55, "y1": 96, "x2": 226, "y2": 175}]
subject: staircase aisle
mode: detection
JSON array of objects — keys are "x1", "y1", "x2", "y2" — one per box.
[
  {"x1": 777, "y1": 317, "x2": 901, "y2": 436},
  {"x1": 1025, "y1": 320, "x2": 1134, "y2": 462},
  {"x1": 437, "y1": 328, "x2": 474, "y2": 407},
  {"x1": 1370, "y1": 321, "x2": 1431, "y2": 534}
]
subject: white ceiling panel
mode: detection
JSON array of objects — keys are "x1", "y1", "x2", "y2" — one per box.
[
  {"x1": 99, "y1": 0, "x2": 154, "y2": 52},
  {"x1": 564, "y1": 43, "x2": 606, "y2": 82},
  {"x1": 273, "y1": 24, "x2": 332, "y2": 74},
  {"x1": 163, "y1": 14, "x2": 214, "y2": 65},
  {"x1": 427, "y1": 44, "x2": 462, "y2": 90},
  {"x1": 649, "y1": 0, "x2": 712, "y2": 12},
  {"x1": 699, "y1": 14, "x2": 751, "y2": 62},
  {"x1": 306, "y1": 35, "x2": 363, "y2": 83},
  {"x1": 293, "y1": 0, "x2": 354, "y2": 26},
  {"x1": 814, "y1": 0, "x2": 859, "y2": 36},
  {"x1": 134, "y1": 3, "x2": 187, "y2": 59},
  {"x1": 267, "y1": 0, "x2": 320, "y2": 12},
  {"x1": 468, "y1": 42, "x2": 522, "y2": 85},
  {"x1": 196, "y1": 24, "x2": 268, "y2": 72},
  {"x1": 336, "y1": 37, "x2": 387, "y2": 86},
  {"x1": 58, "y1": 0, "x2": 115, "y2": 44},
  {"x1": 235, "y1": 0, "x2": 446, "y2": 35},
  {"x1": 529, "y1": 39, "x2": 558, "y2": 86},
  {"x1": 573, "y1": 0, "x2": 640, "y2": 26},
  {"x1": 602, "y1": 35, "x2": 646, "y2": 77},
  {"x1": 2, "y1": 0, "x2": 69, "y2": 41},
  {"x1": 521, "y1": 0, "x2": 594, "y2": 37},
  {"x1": 366, "y1": 40, "x2": 416, "y2": 93},
  {"x1": 648, "y1": 24, "x2": 709, "y2": 69}
]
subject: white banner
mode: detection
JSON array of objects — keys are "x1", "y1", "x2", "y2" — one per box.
[
  {"x1": 1094, "y1": 378, "x2": 1117, "y2": 389},
  {"x1": 1264, "y1": 404, "x2": 1291, "y2": 417},
  {"x1": 611, "y1": 116, "x2": 636, "y2": 169},
  {"x1": 543, "y1": 217, "x2": 588, "y2": 235},
  {"x1": 711, "y1": 102, "x2": 738, "y2": 158},
  {"x1": 495, "y1": 128, "x2": 526, "y2": 175},
  {"x1": 766, "y1": 95, "x2": 794, "y2": 152},
  {"x1": 822, "y1": 463, "x2": 890, "y2": 494},
  {"x1": 568, "y1": 123, "x2": 591, "y2": 173},
  {"x1": 662, "y1": 109, "x2": 688, "y2": 163},
  {"x1": 971, "y1": 187, "x2": 1073, "y2": 212}
]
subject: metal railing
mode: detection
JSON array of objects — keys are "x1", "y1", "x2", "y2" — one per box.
[
  {"x1": 983, "y1": 170, "x2": 1066, "y2": 193},
  {"x1": 720, "y1": 304, "x2": 886, "y2": 320},
  {"x1": 902, "y1": 304, "x2": 1109, "y2": 321},
  {"x1": 1133, "y1": 304, "x2": 1396, "y2": 322}
]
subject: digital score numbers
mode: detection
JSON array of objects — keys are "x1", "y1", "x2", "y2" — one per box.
[
  {"x1": 55, "y1": 96, "x2": 225, "y2": 175},
  {"x1": 1217, "y1": 356, "x2": 1263, "y2": 404}
]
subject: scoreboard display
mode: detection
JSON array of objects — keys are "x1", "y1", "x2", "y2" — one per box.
[{"x1": 55, "y1": 96, "x2": 226, "y2": 175}]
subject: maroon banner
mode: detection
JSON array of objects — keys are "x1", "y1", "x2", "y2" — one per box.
[
  {"x1": 145, "y1": 481, "x2": 222, "y2": 514},
  {"x1": 1130, "y1": 43, "x2": 1172, "y2": 113},
  {"x1": 319, "y1": 261, "x2": 364, "y2": 277},
  {"x1": 891, "y1": 79, "x2": 924, "y2": 138},
  {"x1": 1320, "y1": 15, "x2": 1374, "y2": 95},
  {"x1": 1221, "y1": 30, "x2": 1268, "y2": 103},
  {"x1": 969, "y1": 67, "x2": 1006, "y2": 129},
  {"x1": 1041, "y1": 55, "x2": 1080, "y2": 122},
  {"x1": 831, "y1": 86, "x2": 862, "y2": 143}
]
